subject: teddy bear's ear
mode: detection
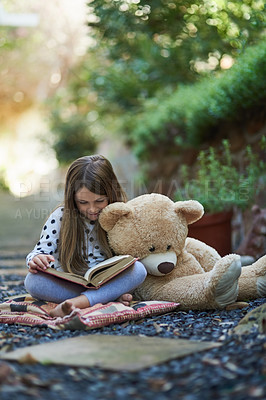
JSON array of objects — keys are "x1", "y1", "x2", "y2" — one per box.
[
  {"x1": 174, "y1": 200, "x2": 204, "y2": 225},
  {"x1": 99, "y1": 202, "x2": 133, "y2": 232}
]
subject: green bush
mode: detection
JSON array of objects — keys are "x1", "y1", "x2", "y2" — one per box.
[
  {"x1": 50, "y1": 112, "x2": 98, "y2": 165},
  {"x1": 0, "y1": 169, "x2": 9, "y2": 192},
  {"x1": 174, "y1": 138, "x2": 266, "y2": 213},
  {"x1": 129, "y1": 40, "x2": 266, "y2": 159}
]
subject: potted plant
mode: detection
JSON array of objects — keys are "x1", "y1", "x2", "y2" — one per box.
[{"x1": 174, "y1": 138, "x2": 265, "y2": 256}]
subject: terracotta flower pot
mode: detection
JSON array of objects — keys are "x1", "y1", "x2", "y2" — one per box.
[{"x1": 188, "y1": 210, "x2": 233, "y2": 256}]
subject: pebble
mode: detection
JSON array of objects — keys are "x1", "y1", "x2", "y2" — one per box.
[{"x1": 0, "y1": 273, "x2": 265, "y2": 400}]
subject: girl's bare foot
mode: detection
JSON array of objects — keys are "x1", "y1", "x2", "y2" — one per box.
[
  {"x1": 117, "y1": 293, "x2": 133, "y2": 306},
  {"x1": 50, "y1": 295, "x2": 90, "y2": 317},
  {"x1": 50, "y1": 300, "x2": 77, "y2": 318}
]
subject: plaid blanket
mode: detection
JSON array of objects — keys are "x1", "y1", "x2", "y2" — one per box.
[{"x1": 0, "y1": 295, "x2": 179, "y2": 330}]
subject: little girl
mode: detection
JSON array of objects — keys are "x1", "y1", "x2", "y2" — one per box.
[{"x1": 25, "y1": 155, "x2": 147, "y2": 317}]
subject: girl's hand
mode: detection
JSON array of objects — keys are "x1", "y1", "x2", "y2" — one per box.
[{"x1": 28, "y1": 254, "x2": 55, "y2": 274}]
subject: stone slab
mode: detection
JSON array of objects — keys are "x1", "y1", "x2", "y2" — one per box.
[
  {"x1": 0, "y1": 258, "x2": 26, "y2": 267},
  {"x1": 232, "y1": 303, "x2": 266, "y2": 335},
  {"x1": 0, "y1": 268, "x2": 27, "y2": 276},
  {"x1": 1, "y1": 334, "x2": 220, "y2": 372}
]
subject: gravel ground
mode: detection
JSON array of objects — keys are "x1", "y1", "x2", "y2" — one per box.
[{"x1": 0, "y1": 272, "x2": 265, "y2": 400}]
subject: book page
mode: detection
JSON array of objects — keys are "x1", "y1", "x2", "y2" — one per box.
[
  {"x1": 83, "y1": 255, "x2": 132, "y2": 280},
  {"x1": 89, "y1": 258, "x2": 134, "y2": 286},
  {"x1": 43, "y1": 254, "x2": 136, "y2": 288}
]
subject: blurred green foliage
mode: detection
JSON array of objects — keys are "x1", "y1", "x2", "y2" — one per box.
[
  {"x1": 128, "y1": 40, "x2": 266, "y2": 159},
  {"x1": 49, "y1": 111, "x2": 98, "y2": 165},
  {"x1": 88, "y1": 0, "x2": 265, "y2": 110},
  {"x1": 47, "y1": 60, "x2": 99, "y2": 165},
  {"x1": 0, "y1": 169, "x2": 9, "y2": 192},
  {"x1": 174, "y1": 137, "x2": 266, "y2": 212},
  {"x1": 49, "y1": 0, "x2": 265, "y2": 166}
]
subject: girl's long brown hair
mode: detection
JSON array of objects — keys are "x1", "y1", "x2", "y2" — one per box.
[{"x1": 59, "y1": 155, "x2": 127, "y2": 275}]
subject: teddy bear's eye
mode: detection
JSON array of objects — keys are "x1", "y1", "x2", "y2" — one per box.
[
  {"x1": 166, "y1": 245, "x2": 171, "y2": 251},
  {"x1": 149, "y1": 246, "x2": 155, "y2": 252}
]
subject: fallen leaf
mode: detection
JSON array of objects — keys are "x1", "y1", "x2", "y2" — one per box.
[
  {"x1": 226, "y1": 302, "x2": 249, "y2": 311},
  {"x1": 224, "y1": 362, "x2": 239, "y2": 372},
  {"x1": 153, "y1": 322, "x2": 163, "y2": 333},
  {"x1": 148, "y1": 378, "x2": 173, "y2": 392},
  {"x1": 0, "y1": 344, "x2": 14, "y2": 353},
  {"x1": 173, "y1": 329, "x2": 181, "y2": 336},
  {"x1": 18, "y1": 353, "x2": 38, "y2": 365},
  {"x1": 0, "y1": 361, "x2": 14, "y2": 384},
  {"x1": 248, "y1": 386, "x2": 264, "y2": 397},
  {"x1": 20, "y1": 373, "x2": 59, "y2": 388},
  {"x1": 202, "y1": 357, "x2": 221, "y2": 367}
]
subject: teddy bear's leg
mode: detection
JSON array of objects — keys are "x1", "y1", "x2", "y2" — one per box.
[
  {"x1": 210, "y1": 254, "x2": 242, "y2": 308},
  {"x1": 237, "y1": 255, "x2": 266, "y2": 301},
  {"x1": 133, "y1": 273, "x2": 216, "y2": 310},
  {"x1": 185, "y1": 237, "x2": 221, "y2": 272},
  {"x1": 133, "y1": 254, "x2": 241, "y2": 310}
]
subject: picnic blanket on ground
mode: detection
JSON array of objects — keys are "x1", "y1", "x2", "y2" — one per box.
[{"x1": 0, "y1": 295, "x2": 179, "y2": 330}]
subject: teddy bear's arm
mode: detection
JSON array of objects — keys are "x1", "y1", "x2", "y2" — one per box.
[{"x1": 185, "y1": 237, "x2": 221, "y2": 272}]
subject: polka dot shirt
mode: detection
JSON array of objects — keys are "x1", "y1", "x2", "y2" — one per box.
[{"x1": 26, "y1": 207, "x2": 107, "y2": 271}]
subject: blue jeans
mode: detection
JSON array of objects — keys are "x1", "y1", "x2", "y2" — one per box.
[{"x1": 24, "y1": 261, "x2": 147, "y2": 306}]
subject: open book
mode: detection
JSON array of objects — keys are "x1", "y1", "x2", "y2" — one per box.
[{"x1": 43, "y1": 255, "x2": 138, "y2": 289}]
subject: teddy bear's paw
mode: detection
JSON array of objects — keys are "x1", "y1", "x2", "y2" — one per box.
[
  {"x1": 214, "y1": 257, "x2": 242, "y2": 308},
  {"x1": 257, "y1": 275, "x2": 266, "y2": 297},
  {"x1": 251, "y1": 254, "x2": 266, "y2": 297}
]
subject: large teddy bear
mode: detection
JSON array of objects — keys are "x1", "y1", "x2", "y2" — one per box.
[{"x1": 99, "y1": 193, "x2": 266, "y2": 310}]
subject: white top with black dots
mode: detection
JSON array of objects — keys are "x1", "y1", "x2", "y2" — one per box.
[{"x1": 26, "y1": 207, "x2": 107, "y2": 271}]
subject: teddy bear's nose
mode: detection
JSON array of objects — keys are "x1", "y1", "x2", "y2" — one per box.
[{"x1": 158, "y1": 262, "x2": 175, "y2": 274}]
